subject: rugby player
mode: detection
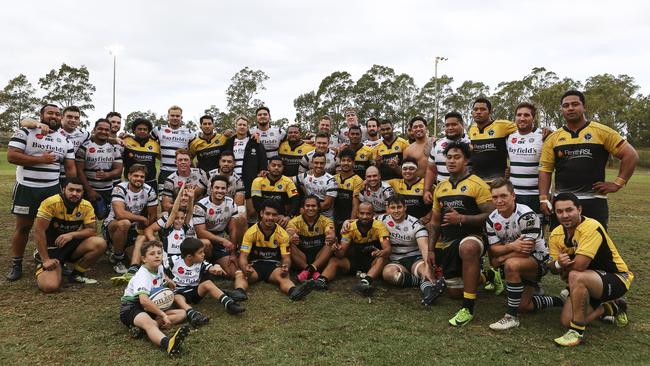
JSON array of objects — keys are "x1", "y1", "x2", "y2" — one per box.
[
  {"x1": 122, "y1": 118, "x2": 160, "y2": 191},
  {"x1": 374, "y1": 119, "x2": 408, "y2": 180},
  {"x1": 152, "y1": 105, "x2": 195, "y2": 185},
  {"x1": 250, "y1": 106, "x2": 286, "y2": 159},
  {"x1": 188, "y1": 115, "x2": 227, "y2": 173},
  {"x1": 387, "y1": 157, "x2": 431, "y2": 224},
  {"x1": 539, "y1": 90, "x2": 638, "y2": 229},
  {"x1": 486, "y1": 178, "x2": 563, "y2": 330},
  {"x1": 33, "y1": 178, "x2": 106, "y2": 292},
  {"x1": 238, "y1": 200, "x2": 315, "y2": 300},
  {"x1": 251, "y1": 157, "x2": 300, "y2": 226},
  {"x1": 104, "y1": 164, "x2": 158, "y2": 274},
  {"x1": 403, "y1": 116, "x2": 435, "y2": 178},
  {"x1": 286, "y1": 196, "x2": 336, "y2": 282},
  {"x1": 548, "y1": 193, "x2": 633, "y2": 346},
  {"x1": 358, "y1": 166, "x2": 395, "y2": 216},
  {"x1": 7, "y1": 104, "x2": 76, "y2": 281},
  {"x1": 297, "y1": 152, "x2": 338, "y2": 219},
  {"x1": 342, "y1": 124, "x2": 374, "y2": 179},
  {"x1": 299, "y1": 132, "x2": 337, "y2": 175},
  {"x1": 363, "y1": 117, "x2": 383, "y2": 149},
  {"x1": 430, "y1": 140, "x2": 494, "y2": 326},
  {"x1": 333, "y1": 148, "x2": 363, "y2": 231},
  {"x1": 314, "y1": 202, "x2": 391, "y2": 296},
  {"x1": 278, "y1": 124, "x2": 314, "y2": 178},
  {"x1": 206, "y1": 151, "x2": 246, "y2": 210},
  {"x1": 160, "y1": 149, "x2": 208, "y2": 211},
  {"x1": 305, "y1": 115, "x2": 339, "y2": 151},
  {"x1": 223, "y1": 116, "x2": 267, "y2": 202},
  {"x1": 338, "y1": 107, "x2": 368, "y2": 145}
]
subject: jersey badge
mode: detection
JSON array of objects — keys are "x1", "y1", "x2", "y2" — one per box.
[
  {"x1": 36, "y1": 133, "x2": 44, "y2": 139},
  {"x1": 584, "y1": 133, "x2": 592, "y2": 141},
  {"x1": 494, "y1": 222, "x2": 502, "y2": 230},
  {"x1": 178, "y1": 267, "x2": 185, "y2": 274},
  {"x1": 148, "y1": 146, "x2": 153, "y2": 151},
  {"x1": 277, "y1": 184, "x2": 283, "y2": 190},
  {"x1": 511, "y1": 137, "x2": 517, "y2": 143},
  {"x1": 89, "y1": 147, "x2": 96, "y2": 153},
  {"x1": 460, "y1": 185, "x2": 467, "y2": 192},
  {"x1": 174, "y1": 233, "x2": 180, "y2": 240},
  {"x1": 209, "y1": 208, "x2": 215, "y2": 215},
  {"x1": 488, "y1": 129, "x2": 495, "y2": 136}
]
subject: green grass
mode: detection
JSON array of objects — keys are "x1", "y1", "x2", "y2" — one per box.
[{"x1": 0, "y1": 169, "x2": 649, "y2": 365}]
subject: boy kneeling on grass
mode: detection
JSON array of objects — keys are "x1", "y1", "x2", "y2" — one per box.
[
  {"x1": 119, "y1": 240, "x2": 189, "y2": 356},
  {"x1": 168, "y1": 237, "x2": 245, "y2": 327}
]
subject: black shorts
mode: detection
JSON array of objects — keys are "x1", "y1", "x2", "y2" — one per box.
[
  {"x1": 347, "y1": 255, "x2": 375, "y2": 275},
  {"x1": 550, "y1": 197, "x2": 608, "y2": 231},
  {"x1": 392, "y1": 255, "x2": 423, "y2": 271},
  {"x1": 103, "y1": 224, "x2": 139, "y2": 248},
  {"x1": 435, "y1": 236, "x2": 484, "y2": 280},
  {"x1": 253, "y1": 260, "x2": 280, "y2": 282},
  {"x1": 175, "y1": 286, "x2": 204, "y2": 304},
  {"x1": 11, "y1": 183, "x2": 60, "y2": 217},
  {"x1": 298, "y1": 244, "x2": 323, "y2": 264},
  {"x1": 34, "y1": 239, "x2": 84, "y2": 277},
  {"x1": 588, "y1": 270, "x2": 629, "y2": 308},
  {"x1": 212, "y1": 245, "x2": 230, "y2": 261},
  {"x1": 120, "y1": 301, "x2": 156, "y2": 327}
]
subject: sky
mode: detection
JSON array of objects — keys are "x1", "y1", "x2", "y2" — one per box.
[{"x1": 1, "y1": 0, "x2": 648, "y2": 125}]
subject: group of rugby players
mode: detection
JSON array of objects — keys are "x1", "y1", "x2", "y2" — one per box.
[{"x1": 6, "y1": 89, "x2": 638, "y2": 355}]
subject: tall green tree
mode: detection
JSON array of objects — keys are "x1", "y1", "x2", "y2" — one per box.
[
  {"x1": 38, "y1": 63, "x2": 96, "y2": 123},
  {"x1": 625, "y1": 95, "x2": 650, "y2": 147},
  {"x1": 446, "y1": 81, "x2": 490, "y2": 123},
  {"x1": 203, "y1": 105, "x2": 230, "y2": 132},
  {"x1": 316, "y1": 71, "x2": 355, "y2": 131},
  {"x1": 391, "y1": 73, "x2": 419, "y2": 135},
  {"x1": 293, "y1": 91, "x2": 319, "y2": 131},
  {"x1": 0, "y1": 74, "x2": 40, "y2": 131},
  {"x1": 125, "y1": 110, "x2": 164, "y2": 131},
  {"x1": 353, "y1": 65, "x2": 398, "y2": 121},
  {"x1": 225, "y1": 67, "x2": 269, "y2": 119},
  {"x1": 584, "y1": 74, "x2": 639, "y2": 132},
  {"x1": 415, "y1": 74, "x2": 454, "y2": 135}
]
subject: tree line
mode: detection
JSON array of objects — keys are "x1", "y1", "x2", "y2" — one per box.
[{"x1": 1, "y1": 64, "x2": 648, "y2": 146}]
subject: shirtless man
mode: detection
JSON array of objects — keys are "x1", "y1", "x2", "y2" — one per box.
[{"x1": 403, "y1": 116, "x2": 435, "y2": 178}]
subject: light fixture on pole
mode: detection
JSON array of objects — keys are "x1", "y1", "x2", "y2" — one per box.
[
  {"x1": 106, "y1": 44, "x2": 124, "y2": 112},
  {"x1": 433, "y1": 56, "x2": 448, "y2": 136}
]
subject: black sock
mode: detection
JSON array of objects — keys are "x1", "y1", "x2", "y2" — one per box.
[
  {"x1": 602, "y1": 301, "x2": 619, "y2": 316},
  {"x1": 307, "y1": 264, "x2": 317, "y2": 273},
  {"x1": 113, "y1": 252, "x2": 125, "y2": 261},
  {"x1": 11, "y1": 256, "x2": 23, "y2": 266},
  {"x1": 361, "y1": 277, "x2": 373, "y2": 286},
  {"x1": 532, "y1": 295, "x2": 563, "y2": 310},
  {"x1": 420, "y1": 280, "x2": 433, "y2": 293},
  {"x1": 483, "y1": 269, "x2": 495, "y2": 283},
  {"x1": 506, "y1": 282, "x2": 524, "y2": 317},
  {"x1": 316, "y1": 275, "x2": 328, "y2": 283},
  {"x1": 570, "y1": 321, "x2": 586, "y2": 335},
  {"x1": 160, "y1": 336, "x2": 169, "y2": 351},
  {"x1": 186, "y1": 308, "x2": 196, "y2": 319},
  {"x1": 398, "y1": 272, "x2": 421, "y2": 288},
  {"x1": 288, "y1": 286, "x2": 296, "y2": 296},
  {"x1": 462, "y1": 292, "x2": 477, "y2": 314},
  {"x1": 219, "y1": 294, "x2": 233, "y2": 308},
  {"x1": 128, "y1": 264, "x2": 140, "y2": 274}
]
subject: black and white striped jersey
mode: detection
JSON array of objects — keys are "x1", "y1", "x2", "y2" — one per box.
[
  {"x1": 161, "y1": 168, "x2": 208, "y2": 199},
  {"x1": 206, "y1": 169, "x2": 245, "y2": 199},
  {"x1": 167, "y1": 255, "x2": 212, "y2": 287},
  {"x1": 506, "y1": 129, "x2": 543, "y2": 196},
  {"x1": 232, "y1": 137, "x2": 249, "y2": 176},
  {"x1": 250, "y1": 126, "x2": 285, "y2": 159},
  {"x1": 192, "y1": 196, "x2": 237, "y2": 234},
  {"x1": 299, "y1": 149, "x2": 338, "y2": 175},
  {"x1": 427, "y1": 134, "x2": 471, "y2": 183},
  {"x1": 379, "y1": 214, "x2": 428, "y2": 262},
  {"x1": 151, "y1": 125, "x2": 195, "y2": 173},
  {"x1": 485, "y1": 203, "x2": 548, "y2": 261},
  {"x1": 104, "y1": 182, "x2": 157, "y2": 226},
  {"x1": 297, "y1": 172, "x2": 338, "y2": 219},
  {"x1": 76, "y1": 140, "x2": 122, "y2": 191},
  {"x1": 358, "y1": 181, "x2": 395, "y2": 214}
]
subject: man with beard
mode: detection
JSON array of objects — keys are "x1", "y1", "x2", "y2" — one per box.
[
  {"x1": 189, "y1": 115, "x2": 228, "y2": 173},
  {"x1": 251, "y1": 157, "x2": 300, "y2": 227},
  {"x1": 104, "y1": 164, "x2": 158, "y2": 274},
  {"x1": 7, "y1": 104, "x2": 77, "y2": 280},
  {"x1": 160, "y1": 149, "x2": 208, "y2": 212},
  {"x1": 313, "y1": 202, "x2": 391, "y2": 296},
  {"x1": 76, "y1": 118, "x2": 123, "y2": 219},
  {"x1": 305, "y1": 116, "x2": 339, "y2": 151},
  {"x1": 358, "y1": 166, "x2": 395, "y2": 216},
  {"x1": 337, "y1": 108, "x2": 368, "y2": 145},
  {"x1": 374, "y1": 119, "x2": 409, "y2": 180},
  {"x1": 152, "y1": 105, "x2": 195, "y2": 185},
  {"x1": 340, "y1": 125, "x2": 374, "y2": 179},
  {"x1": 299, "y1": 132, "x2": 337, "y2": 175},
  {"x1": 363, "y1": 118, "x2": 383, "y2": 149},
  {"x1": 207, "y1": 151, "x2": 246, "y2": 208},
  {"x1": 387, "y1": 157, "x2": 431, "y2": 224},
  {"x1": 333, "y1": 149, "x2": 363, "y2": 231},
  {"x1": 21, "y1": 106, "x2": 89, "y2": 185},
  {"x1": 297, "y1": 153, "x2": 338, "y2": 219},
  {"x1": 278, "y1": 124, "x2": 314, "y2": 179},
  {"x1": 539, "y1": 90, "x2": 638, "y2": 229},
  {"x1": 430, "y1": 140, "x2": 494, "y2": 327},
  {"x1": 424, "y1": 111, "x2": 471, "y2": 203},
  {"x1": 404, "y1": 116, "x2": 435, "y2": 178},
  {"x1": 106, "y1": 111, "x2": 124, "y2": 186},
  {"x1": 122, "y1": 118, "x2": 160, "y2": 191},
  {"x1": 33, "y1": 178, "x2": 106, "y2": 292},
  {"x1": 250, "y1": 106, "x2": 286, "y2": 159},
  {"x1": 287, "y1": 195, "x2": 336, "y2": 282}
]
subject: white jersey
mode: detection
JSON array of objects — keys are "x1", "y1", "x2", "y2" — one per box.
[
  {"x1": 161, "y1": 168, "x2": 208, "y2": 199},
  {"x1": 59, "y1": 128, "x2": 91, "y2": 178},
  {"x1": 121, "y1": 264, "x2": 165, "y2": 302},
  {"x1": 75, "y1": 140, "x2": 122, "y2": 191},
  {"x1": 104, "y1": 181, "x2": 157, "y2": 226},
  {"x1": 297, "y1": 172, "x2": 338, "y2": 218},
  {"x1": 167, "y1": 255, "x2": 212, "y2": 288},
  {"x1": 232, "y1": 137, "x2": 249, "y2": 176},
  {"x1": 359, "y1": 181, "x2": 395, "y2": 214},
  {"x1": 363, "y1": 137, "x2": 383, "y2": 149},
  {"x1": 151, "y1": 125, "x2": 195, "y2": 172},
  {"x1": 156, "y1": 212, "x2": 195, "y2": 260},
  {"x1": 428, "y1": 134, "x2": 471, "y2": 183},
  {"x1": 485, "y1": 203, "x2": 548, "y2": 262},
  {"x1": 9, "y1": 127, "x2": 75, "y2": 188},
  {"x1": 338, "y1": 125, "x2": 369, "y2": 145},
  {"x1": 299, "y1": 149, "x2": 338, "y2": 174},
  {"x1": 207, "y1": 169, "x2": 245, "y2": 199},
  {"x1": 507, "y1": 129, "x2": 543, "y2": 196},
  {"x1": 379, "y1": 214, "x2": 428, "y2": 262},
  {"x1": 193, "y1": 196, "x2": 238, "y2": 233},
  {"x1": 250, "y1": 126, "x2": 285, "y2": 158}
]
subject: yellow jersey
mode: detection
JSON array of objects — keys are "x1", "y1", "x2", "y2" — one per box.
[
  {"x1": 287, "y1": 214, "x2": 334, "y2": 250},
  {"x1": 36, "y1": 194, "x2": 96, "y2": 244},
  {"x1": 241, "y1": 223, "x2": 290, "y2": 262},
  {"x1": 468, "y1": 119, "x2": 516, "y2": 181}
]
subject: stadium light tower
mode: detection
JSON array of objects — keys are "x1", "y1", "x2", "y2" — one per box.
[
  {"x1": 433, "y1": 56, "x2": 448, "y2": 136},
  {"x1": 106, "y1": 44, "x2": 124, "y2": 112}
]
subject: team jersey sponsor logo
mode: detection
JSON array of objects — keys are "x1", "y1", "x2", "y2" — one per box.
[
  {"x1": 177, "y1": 267, "x2": 185, "y2": 274},
  {"x1": 153, "y1": 279, "x2": 158, "y2": 285},
  {"x1": 494, "y1": 222, "x2": 502, "y2": 230},
  {"x1": 36, "y1": 133, "x2": 44, "y2": 139},
  {"x1": 89, "y1": 147, "x2": 96, "y2": 153},
  {"x1": 209, "y1": 208, "x2": 215, "y2": 215},
  {"x1": 511, "y1": 137, "x2": 517, "y2": 143}
]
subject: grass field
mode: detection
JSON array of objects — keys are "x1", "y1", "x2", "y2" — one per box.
[{"x1": 0, "y1": 166, "x2": 649, "y2": 365}]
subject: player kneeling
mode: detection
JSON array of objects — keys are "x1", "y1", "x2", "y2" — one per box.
[
  {"x1": 169, "y1": 237, "x2": 245, "y2": 327},
  {"x1": 485, "y1": 178, "x2": 564, "y2": 330},
  {"x1": 314, "y1": 202, "x2": 391, "y2": 296},
  {"x1": 379, "y1": 195, "x2": 443, "y2": 305},
  {"x1": 237, "y1": 200, "x2": 315, "y2": 300},
  {"x1": 119, "y1": 240, "x2": 190, "y2": 356},
  {"x1": 34, "y1": 178, "x2": 107, "y2": 292},
  {"x1": 286, "y1": 195, "x2": 336, "y2": 282}
]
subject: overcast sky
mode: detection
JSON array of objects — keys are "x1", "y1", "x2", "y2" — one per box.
[{"x1": 1, "y1": 0, "x2": 648, "y2": 125}]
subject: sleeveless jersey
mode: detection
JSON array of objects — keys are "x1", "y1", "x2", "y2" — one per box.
[
  {"x1": 151, "y1": 125, "x2": 194, "y2": 172},
  {"x1": 76, "y1": 140, "x2": 122, "y2": 191},
  {"x1": 507, "y1": 129, "x2": 543, "y2": 196},
  {"x1": 379, "y1": 214, "x2": 427, "y2": 262},
  {"x1": 485, "y1": 203, "x2": 548, "y2": 262}
]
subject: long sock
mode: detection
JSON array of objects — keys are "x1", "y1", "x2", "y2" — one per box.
[
  {"x1": 462, "y1": 292, "x2": 477, "y2": 314},
  {"x1": 400, "y1": 272, "x2": 421, "y2": 287},
  {"x1": 113, "y1": 252, "x2": 125, "y2": 261},
  {"x1": 128, "y1": 264, "x2": 140, "y2": 275},
  {"x1": 71, "y1": 264, "x2": 87, "y2": 277},
  {"x1": 532, "y1": 295, "x2": 564, "y2": 310},
  {"x1": 506, "y1": 282, "x2": 524, "y2": 317},
  {"x1": 481, "y1": 269, "x2": 495, "y2": 284},
  {"x1": 186, "y1": 308, "x2": 197, "y2": 319},
  {"x1": 420, "y1": 280, "x2": 433, "y2": 294},
  {"x1": 219, "y1": 294, "x2": 234, "y2": 309},
  {"x1": 160, "y1": 336, "x2": 169, "y2": 351},
  {"x1": 602, "y1": 301, "x2": 619, "y2": 316},
  {"x1": 570, "y1": 321, "x2": 586, "y2": 335},
  {"x1": 361, "y1": 276, "x2": 373, "y2": 286},
  {"x1": 11, "y1": 256, "x2": 23, "y2": 267}
]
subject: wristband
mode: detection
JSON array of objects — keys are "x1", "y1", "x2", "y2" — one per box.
[
  {"x1": 555, "y1": 261, "x2": 561, "y2": 270},
  {"x1": 540, "y1": 199, "x2": 552, "y2": 211},
  {"x1": 539, "y1": 195, "x2": 549, "y2": 201},
  {"x1": 614, "y1": 177, "x2": 627, "y2": 188}
]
